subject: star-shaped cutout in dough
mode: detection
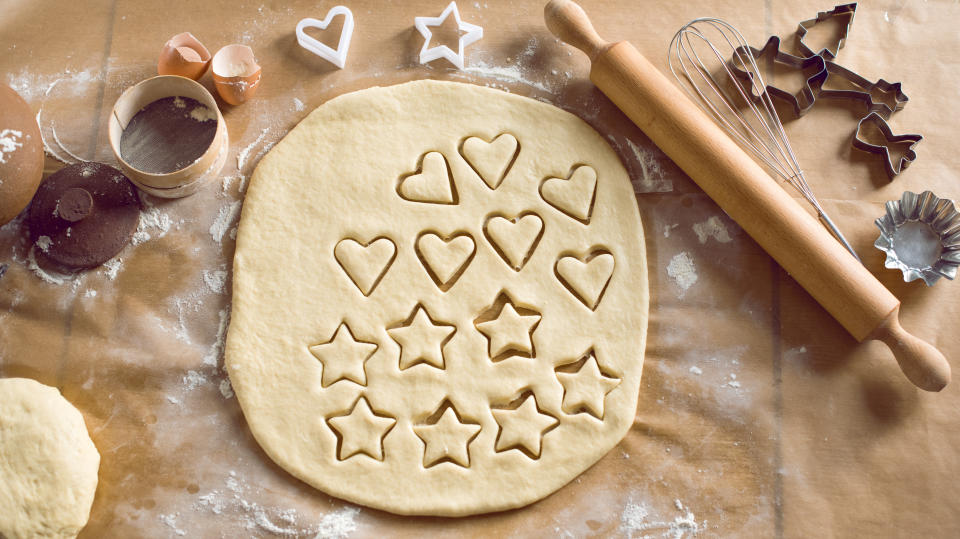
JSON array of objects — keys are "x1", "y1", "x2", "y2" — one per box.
[
  {"x1": 491, "y1": 393, "x2": 558, "y2": 459},
  {"x1": 414, "y1": 1, "x2": 483, "y2": 70},
  {"x1": 326, "y1": 397, "x2": 397, "y2": 461},
  {"x1": 387, "y1": 304, "x2": 456, "y2": 370},
  {"x1": 413, "y1": 404, "x2": 482, "y2": 468},
  {"x1": 309, "y1": 323, "x2": 377, "y2": 387},
  {"x1": 556, "y1": 352, "x2": 621, "y2": 419},
  {"x1": 475, "y1": 294, "x2": 541, "y2": 361}
]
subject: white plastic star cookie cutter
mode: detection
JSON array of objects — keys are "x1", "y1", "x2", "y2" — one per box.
[
  {"x1": 415, "y1": 1, "x2": 483, "y2": 70},
  {"x1": 296, "y1": 5, "x2": 354, "y2": 69}
]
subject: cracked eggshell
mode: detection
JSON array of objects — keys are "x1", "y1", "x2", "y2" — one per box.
[
  {"x1": 211, "y1": 44, "x2": 262, "y2": 105},
  {"x1": 158, "y1": 32, "x2": 211, "y2": 80},
  {"x1": 0, "y1": 83, "x2": 44, "y2": 226}
]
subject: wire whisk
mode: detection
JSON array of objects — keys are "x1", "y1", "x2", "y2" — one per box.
[{"x1": 667, "y1": 18, "x2": 860, "y2": 262}]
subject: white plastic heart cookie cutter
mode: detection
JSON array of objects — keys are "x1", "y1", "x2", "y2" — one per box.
[
  {"x1": 415, "y1": 1, "x2": 483, "y2": 70},
  {"x1": 296, "y1": 5, "x2": 355, "y2": 69}
]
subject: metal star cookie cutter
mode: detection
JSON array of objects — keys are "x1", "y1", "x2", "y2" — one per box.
[
  {"x1": 819, "y1": 61, "x2": 908, "y2": 119},
  {"x1": 853, "y1": 112, "x2": 922, "y2": 179},
  {"x1": 797, "y1": 3, "x2": 858, "y2": 59},
  {"x1": 415, "y1": 1, "x2": 483, "y2": 70},
  {"x1": 296, "y1": 5, "x2": 355, "y2": 69},
  {"x1": 875, "y1": 190, "x2": 960, "y2": 286},
  {"x1": 730, "y1": 36, "x2": 827, "y2": 117}
]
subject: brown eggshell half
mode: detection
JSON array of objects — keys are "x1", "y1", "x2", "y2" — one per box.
[
  {"x1": 158, "y1": 32, "x2": 211, "y2": 81},
  {"x1": 211, "y1": 44, "x2": 262, "y2": 105},
  {"x1": 0, "y1": 83, "x2": 45, "y2": 226}
]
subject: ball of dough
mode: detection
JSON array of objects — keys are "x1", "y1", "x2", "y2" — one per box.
[
  {"x1": 0, "y1": 83, "x2": 45, "y2": 226},
  {"x1": 0, "y1": 378, "x2": 100, "y2": 539}
]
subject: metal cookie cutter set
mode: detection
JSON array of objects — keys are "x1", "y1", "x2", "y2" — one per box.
[{"x1": 729, "y1": 2, "x2": 922, "y2": 179}]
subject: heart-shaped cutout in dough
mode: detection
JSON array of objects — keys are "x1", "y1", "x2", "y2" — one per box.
[
  {"x1": 416, "y1": 232, "x2": 476, "y2": 290},
  {"x1": 295, "y1": 6, "x2": 355, "y2": 69},
  {"x1": 334, "y1": 237, "x2": 397, "y2": 296},
  {"x1": 555, "y1": 250, "x2": 615, "y2": 310},
  {"x1": 540, "y1": 165, "x2": 597, "y2": 224},
  {"x1": 484, "y1": 213, "x2": 544, "y2": 271},
  {"x1": 461, "y1": 133, "x2": 520, "y2": 190},
  {"x1": 397, "y1": 152, "x2": 457, "y2": 205}
]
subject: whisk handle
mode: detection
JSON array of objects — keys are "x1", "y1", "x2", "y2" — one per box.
[{"x1": 544, "y1": 0, "x2": 610, "y2": 60}]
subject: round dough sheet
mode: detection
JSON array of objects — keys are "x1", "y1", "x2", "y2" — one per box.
[{"x1": 226, "y1": 80, "x2": 648, "y2": 516}]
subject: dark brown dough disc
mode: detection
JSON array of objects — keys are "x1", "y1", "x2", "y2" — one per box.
[{"x1": 27, "y1": 162, "x2": 141, "y2": 270}]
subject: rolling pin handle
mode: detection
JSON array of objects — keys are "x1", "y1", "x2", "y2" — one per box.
[
  {"x1": 544, "y1": 0, "x2": 609, "y2": 60},
  {"x1": 873, "y1": 306, "x2": 951, "y2": 392}
]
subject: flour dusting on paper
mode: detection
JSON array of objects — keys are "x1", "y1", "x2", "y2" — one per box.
[
  {"x1": 202, "y1": 308, "x2": 230, "y2": 367},
  {"x1": 620, "y1": 497, "x2": 704, "y2": 538},
  {"x1": 210, "y1": 201, "x2": 242, "y2": 244},
  {"x1": 102, "y1": 258, "x2": 123, "y2": 280},
  {"x1": 158, "y1": 513, "x2": 187, "y2": 536},
  {"x1": 626, "y1": 139, "x2": 672, "y2": 193},
  {"x1": 132, "y1": 206, "x2": 173, "y2": 245},
  {"x1": 667, "y1": 252, "x2": 698, "y2": 295},
  {"x1": 203, "y1": 269, "x2": 228, "y2": 294},
  {"x1": 194, "y1": 471, "x2": 354, "y2": 537},
  {"x1": 692, "y1": 216, "x2": 732, "y2": 244}
]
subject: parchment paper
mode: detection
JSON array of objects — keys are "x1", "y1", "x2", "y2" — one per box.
[{"x1": 2, "y1": 0, "x2": 959, "y2": 537}]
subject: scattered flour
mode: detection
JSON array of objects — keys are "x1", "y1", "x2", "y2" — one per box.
[
  {"x1": 190, "y1": 105, "x2": 218, "y2": 122},
  {"x1": 293, "y1": 97, "x2": 305, "y2": 112},
  {"x1": 173, "y1": 96, "x2": 186, "y2": 109},
  {"x1": 6, "y1": 68, "x2": 99, "y2": 103},
  {"x1": 462, "y1": 61, "x2": 551, "y2": 93},
  {"x1": 0, "y1": 129, "x2": 23, "y2": 164},
  {"x1": 35, "y1": 235, "x2": 52, "y2": 252},
  {"x1": 210, "y1": 201, "x2": 242, "y2": 244},
  {"x1": 689, "y1": 366, "x2": 703, "y2": 375},
  {"x1": 219, "y1": 378, "x2": 234, "y2": 399},
  {"x1": 625, "y1": 139, "x2": 672, "y2": 193},
  {"x1": 314, "y1": 507, "x2": 360, "y2": 539},
  {"x1": 183, "y1": 370, "x2": 208, "y2": 391},
  {"x1": 159, "y1": 513, "x2": 187, "y2": 536},
  {"x1": 237, "y1": 128, "x2": 270, "y2": 172},
  {"x1": 203, "y1": 269, "x2": 228, "y2": 294},
  {"x1": 666, "y1": 252, "x2": 698, "y2": 294},
  {"x1": 131, "y1": 206, "x2": 172, "y2": 245},
  {"x1": 692, "y1": 216, "x2": 732, "y2": 244},
  {"x1": 26, "y1": 246, "x2": 71, "y2": 285},
  {"x1": 620, "y1": 498, "x2": 704, "y2": 538},
  {"x1": 84, "y1": 289, "x2": 97, "y2": 298},
  {"x1": 102, "y1": 258, "x2": 123, "y2": 280},
  {"x1": 195, "y1": 471, "x2": 343, "y2": 536},
  {"x1": 202, "y1": 309, "x2": 230, "y2": 367},
  {"x1": 663, "y1": 224, "x2": 679, "y2": 238}
]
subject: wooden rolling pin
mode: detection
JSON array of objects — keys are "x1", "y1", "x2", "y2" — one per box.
[{"x1": 544, "y1": 0, "x2": 951, "y2": 391}]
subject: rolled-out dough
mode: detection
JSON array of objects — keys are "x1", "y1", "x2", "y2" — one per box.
[
  {"x1": 0, "y1": 378, "x2": 100, "y2": 538},
  {"x1": 226, "y1": 80, "x2": 648, "y2": 516}
]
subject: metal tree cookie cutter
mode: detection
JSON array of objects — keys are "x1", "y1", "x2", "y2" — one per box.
[
  {"x1": 296, "y1": 5, "x2": 354, "y2": 69},
  {"x1": 415, "y1": 1, "x2": 483, "y2": 70},
  {"x1": 819, "y1": 61, "x2": 908, "y2": 119},
  {"x1": 853, "y1": 112, "x2": 922, "y2": 179},
  {"x1": 797, "y1": 3, "x2": 858, "y2": 59},
  {"x1": 730, "y1": 36, "x2": 827, "y2": 117},
  {"x1": 875, "y1": 190, "x2": 960, "y2": 286}
]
